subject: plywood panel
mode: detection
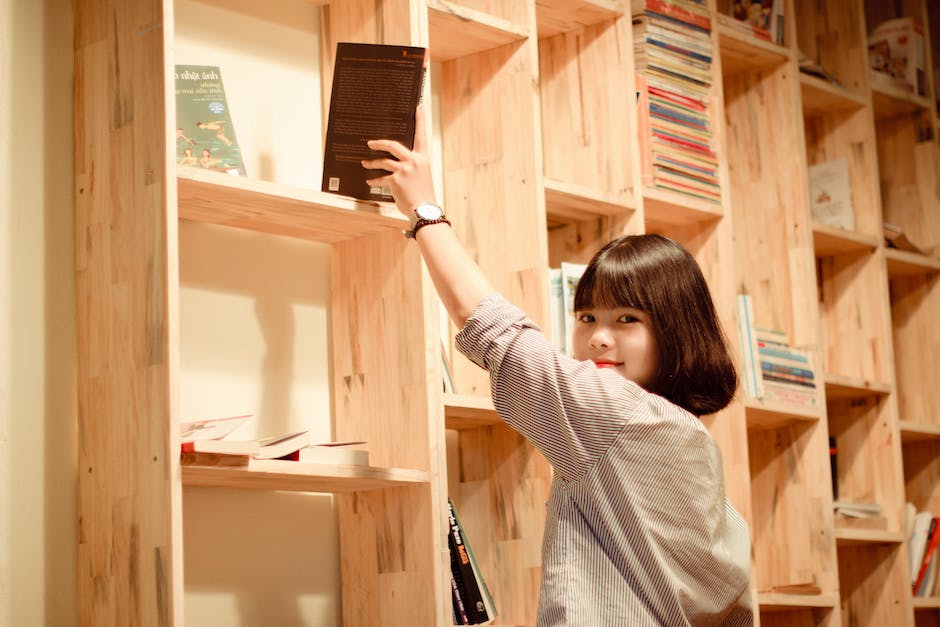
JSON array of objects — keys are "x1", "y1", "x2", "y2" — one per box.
[
  {"x1": 890, "y1": 272, "x2": 940, "y2": 427},
  {"x1": 803, "y1": 106, "x2": 882, "y2": 238},
  {"x1": 439, "y1": 39, "x2": 546, "y2": 397},
  {"x1": 331, "y1": 229, "x2": 450, "y2": 626},
  {"x1": 539, "y1": 17, "x2": 634, "y2": 203},
  {"x1": 74, "y1": 1, "x2": 181, "y2": 625},
  {"x1": 816, "y1": 250, "x2": 893, "y2": 383},
  {"x1": 723, "y1": 62, "x2": 819, "y2": 346},
  {"x1": 749, "y1": 422, "x2": 838, "y2": 597}
]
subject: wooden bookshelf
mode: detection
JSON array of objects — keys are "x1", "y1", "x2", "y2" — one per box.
[{"x1": 73, "y1": 0, "x2": 940, "y2": 625}]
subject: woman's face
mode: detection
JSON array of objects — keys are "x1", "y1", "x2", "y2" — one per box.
[{"x1": 572, "y1": 306, "x2": 659, "y2": 388}]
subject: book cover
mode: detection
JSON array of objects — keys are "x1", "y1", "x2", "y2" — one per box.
[
  {"x1": 322, "y1": 42, "x2": 427, "y2": 202},
  {"x1": 909, "y1": 511, "x2": 935, "y2": 583},
  {"x1": 735, "y1": 294, "x2": 763, "y2": 399},
  {"x1": 175, "y1": 65, "x2": 246, "y2": 176},
  {"x1": 252, "y1": 431, "x2": 311, "y2": 460},
  {"x1": 180, "y1": 414, "x2": 252, "y2": 442},
  {"x1": 914, "y1": 517, "x2": 939, "y2": 594},
  {"x1": 868, "y1": 17, "x2": 926, "y2": 95},
  {"x1": 548, "y1": 268, "x2": 565, "y2": 354},
  {"x1": 286, "y1": 441, "x2": 370, "y2": 466},
  {"x1": 560, "y1": 262, "x2": 587, "y2": 357},
  {"x1": 807, "y1": 158, "x2": 855, "y2": 231}
]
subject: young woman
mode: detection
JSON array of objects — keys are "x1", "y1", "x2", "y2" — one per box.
[{"x1": 363, "y1": 109, "x2": 753, "y2": 626}]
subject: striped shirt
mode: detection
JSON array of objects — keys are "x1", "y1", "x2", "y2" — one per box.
[{"x1": 455, "y1": 294, "x2": 753, "y2": 627}]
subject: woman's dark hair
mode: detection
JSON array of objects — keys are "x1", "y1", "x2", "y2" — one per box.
[{"x1": 573, "y1": 234, "x2": 737, "y2": 416}]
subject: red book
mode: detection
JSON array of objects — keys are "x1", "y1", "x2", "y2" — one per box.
[{"x1": 914, "y1": 517, "x2": 940, "y2": 594}]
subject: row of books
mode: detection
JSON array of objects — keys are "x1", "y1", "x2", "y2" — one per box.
[
  {"x1": 737, "y1": 294, "x2": 817, "y2": 407},
  {"x1": 448, "y1": 500, "x2": 497, "y2": 624},
  {"x1": 907, "y1": 504, "x2": 940, "y2": 597},
  {"x1": 633, "y1": 0, "x2": 721, "y2": 204}
]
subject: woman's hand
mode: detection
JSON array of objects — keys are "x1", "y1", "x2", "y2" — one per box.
[{"x1": 362, "y1": 105, "x2": 436, "y2": 217}]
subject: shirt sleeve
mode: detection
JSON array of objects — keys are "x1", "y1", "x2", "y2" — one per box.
[{"x1": 455, "y1": 293, "x2": 645, "y2": 480}]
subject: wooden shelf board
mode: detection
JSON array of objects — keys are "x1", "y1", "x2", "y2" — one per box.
[
  {"x1": 744, "y1": 398, "x2": 822, "y2": 430},
  {"x1": 871, "y1": 83, "x2": 931, "y2": 120},
  {"x1": 444, "y1": 393, "x2": 501, "y2": 429},
  {"x1": 757, "y1": 592, "x2": 837, "y2": 611},
  {"x1": 177, "y1": 169, "x2": 404, "y2": 243},
  {"x1": 642, "y1": 188, "x2": 723, "y2": 230},
  {"x1": 812, "y1": 223, "x2": 880, "y2": 256},
  {"x1": 834, "y1": 527, "x2": 904, "y2": 546},
  {"x1": 799, "y1": 74, "x2": 867, "y2": 116},
  {"x1": 884, "y1": 248, "x2": 940, "y2": 278},
  {"x1": 535, "y1": 0, "x2": 623, "y2": 39},
  {"x1": 544, "y1": 178, "x2": 635, "y2": 224},
  {"x1": 428, "y1": 0, "x2": 528, "y2": 61},
  {"x1": 899, "y1": 420, "x2": 940, "y2": 443},
  {"x1": 824, "y1": 373, "x2": 892, "y2": 400},
  {"x1": 181, "y1": 459, "x2": 429, "y2": 492},
  {"x1": 913, "y1": 597, "x2": 940, "y2": 609},
  {"x1": 717, "y1": 20, "x2": 790, "y2": 75}
]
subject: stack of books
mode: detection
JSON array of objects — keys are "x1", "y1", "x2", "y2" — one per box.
[
  {"x1": 737, "y1": 294, "x2": 817, "y2": 406},
  {"x1": 633, "y1": 0, "x2": 720, "y2": 204}
]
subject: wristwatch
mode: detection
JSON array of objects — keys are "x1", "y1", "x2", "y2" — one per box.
[{"x1": 404, "y1": 202, "x2": 450, "y2": 239}]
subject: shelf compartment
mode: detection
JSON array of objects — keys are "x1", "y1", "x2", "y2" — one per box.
[
  {"x1": 816, "y1": 248, "x2": 893, "y2": 384},
  {"x1": 828, "y1": 394, "x2": 904, "y2": 535},
  {"x1": 899, "y1": 421, "x2": 940, "y2": 443},
  {"x1": 177, "y1": 170, "x2": 404, "y2": 243},
  {"x1": 717, "y1": 19, "x2": 790, "y2": 75},
  {"x1": 181, "y1": 459, "x2": 429, "y2": 492},
  {"x1": 535, "y1": 0, "x2": 623, "y2": 39},
  {"x1": 642, "y1": 188, "x2": 723, "y2": 230},
  {"x1": 544, "y1": 178, "x2": 635, "y2": 225},
  {"x1": 427, "y1": 0, "x2": 529, "y2": 61},
  {"x1": 833, "y1": 528, "x2": 904, "y2": 546},
  {"x1": 757, "y1": 592, "x2": 837, "y2": 611},
  {"x1": 885, "y1": 248, "x2": 940, "y2": 278},
  {"x1": 812, "y1": 223, "x2": 880, "y2": 257},
  {"x1": 749, "y1": 421, "x2": 838, "y2": 600},
  {"x1": 744, "y1": 398, "x2": 822, "y2": 430},
  {"x1": 799, "y1": 73, "x2": 867, "y2": 116},
  {"x1": 824, "y1": 373, "x2": 891, "y2": 401},
  {"x1": 837, "y1": 542, "x2": 914, "y2": 624},
  {"x1": 444, "y1": 393, "x2": 501, "y2": 429},
  {"x1": 871, "y1": 83, "x2": 932, "y2": 120}
]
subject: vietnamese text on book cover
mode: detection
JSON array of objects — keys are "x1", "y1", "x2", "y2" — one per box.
[{"x1": 175, "y1": 64, "x2": 246, "y2": 176}]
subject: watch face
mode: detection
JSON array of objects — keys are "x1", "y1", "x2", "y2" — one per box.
[{"x1": 416, "y1": 204, "x2": 443, "y2": 220}]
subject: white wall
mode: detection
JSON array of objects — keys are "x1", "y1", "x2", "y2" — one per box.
[
  {"x1": 0, "y1": 0, "x2": 77, "y2": 626},
  {"x1": 1, "y1": 0, "x2": 341, "y2": 625},
  {"x1": 174, "y1": 1, "x2": 340, "y2": 625}
]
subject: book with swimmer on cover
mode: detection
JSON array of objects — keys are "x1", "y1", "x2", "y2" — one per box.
[{"x1": 321, "y1": 42, "x2": 428, "y2": 202}]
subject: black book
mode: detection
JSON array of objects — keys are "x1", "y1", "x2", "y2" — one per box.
[
  {"x1": 448, "y1": 499, "x2": 496, "y2": 624},
  {"x1": 321, "y1": 42, "x2": 427, "y2": 202}
]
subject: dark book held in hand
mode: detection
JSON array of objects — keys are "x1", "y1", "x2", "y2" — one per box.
[{"x1": 321, "y1": 42, "x2": 427, "y2": 202}]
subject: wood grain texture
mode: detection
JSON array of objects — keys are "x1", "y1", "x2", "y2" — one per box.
[
  {"x1": 74, "y1": 1, "x2": 181, "y2": 625},
  {"x1": 331, "y1": 227, "x2": 450, "y2": 626},
  {"x1": 539, "y1": 16, "x2": 634, "y2": 201}
]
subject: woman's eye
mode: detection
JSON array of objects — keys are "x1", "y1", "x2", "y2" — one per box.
[
  {"x1": 618, "y1": 314, "x2": 639, "y2": 323},
  {"x1": 577, "y1": 313, "x2": 595, "y2": 323}
]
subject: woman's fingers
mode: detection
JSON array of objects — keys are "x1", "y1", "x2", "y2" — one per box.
[
  {"x1": 367, "y1": 139, "x2": 408, "y2": 160},
  {"x1": 362, "y1": 157, "x2": 401, "y2": 172}
]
